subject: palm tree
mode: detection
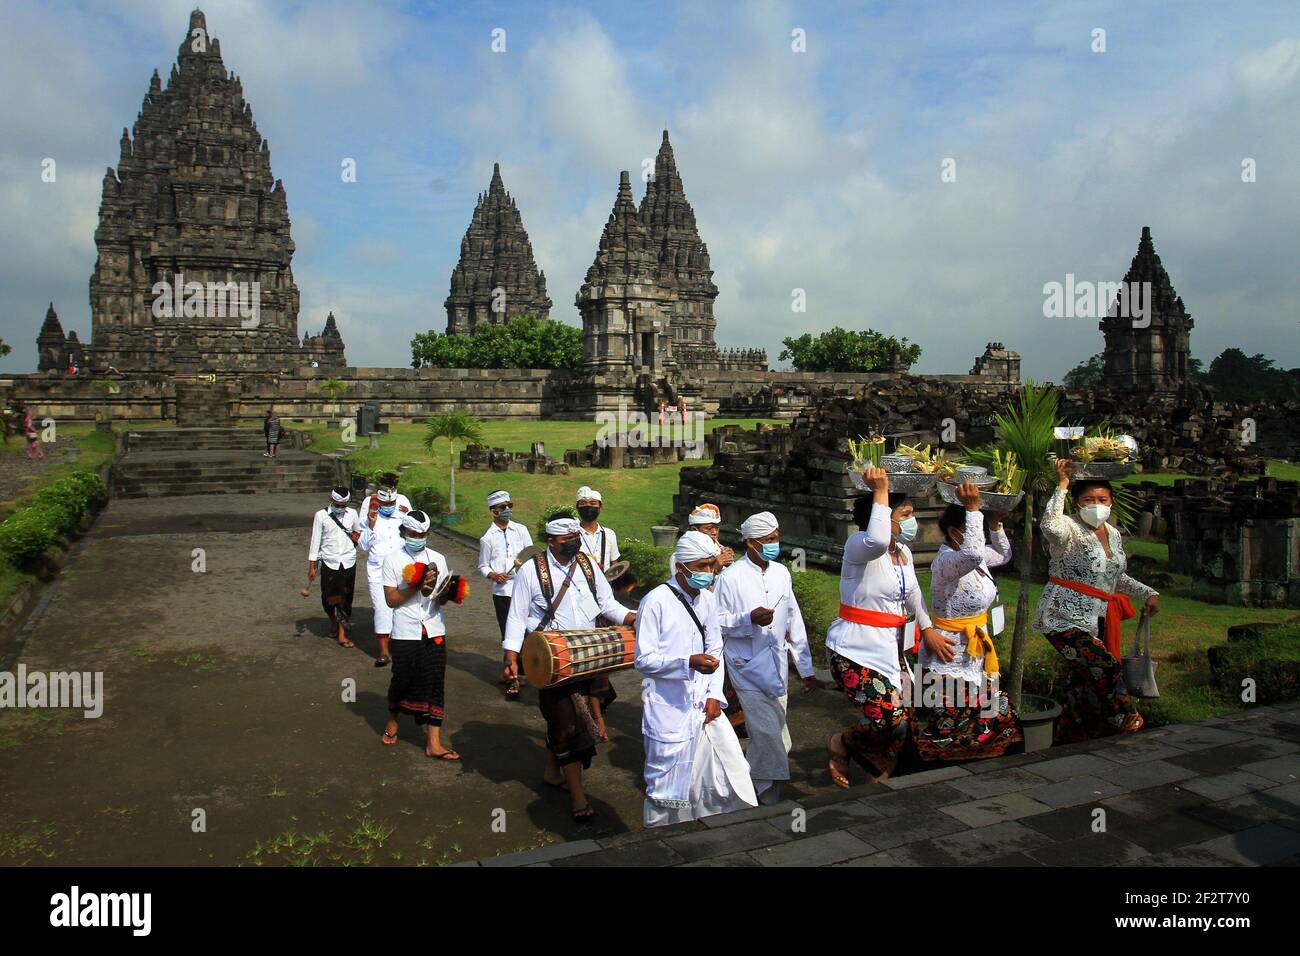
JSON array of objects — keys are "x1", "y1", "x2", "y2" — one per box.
[
  {"x1": 319, "y1": 378, "x2": 347, "y2": 402},
  {"x1": 987, "y1": 383, "x2": 1059, "y2": 706},
  {"x1": 422, "y1": 412, "x2": 487, "y2": 515}
]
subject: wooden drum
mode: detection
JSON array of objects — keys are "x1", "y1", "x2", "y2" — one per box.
[{"x1": 522, "y1": 625, "x2": 637, "y2": 689}]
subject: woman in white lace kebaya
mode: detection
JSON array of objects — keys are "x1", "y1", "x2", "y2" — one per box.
[
  {"x1": 1034, "y1": 458, "x2": 1160, "y2": 742},
  {"x1": 915, "y1": 481, "x2": 1023, "y2": 762}
]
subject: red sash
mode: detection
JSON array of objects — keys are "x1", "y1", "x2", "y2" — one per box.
[
  {"x1": 1048, "y1": 577, "x2": 1134, "y2": 659},
  {"x1": 838, "y1": 604, "x2": 920, "y2": 651}
]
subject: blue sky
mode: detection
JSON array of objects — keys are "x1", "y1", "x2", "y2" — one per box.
[{"x1": 2, "y1": 0, "x2": 1297, "y2": 376}]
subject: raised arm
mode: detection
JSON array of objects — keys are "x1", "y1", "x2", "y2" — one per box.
[
  {"x1": 1040, "y1": 459, "x2": 1077, "y2": 549},
  {"x1": 844, "y1": 467, "x2": 893, "y2": 563},
  {"x1": 984, "y1": 520, "x2": 1012, "y2": 568}
]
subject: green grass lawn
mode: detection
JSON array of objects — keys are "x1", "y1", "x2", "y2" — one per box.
[
  {"x1": 301, "y1": 418, "x2": 784, "y2": 542},
  {"x1": 1119, "y1": 459, "x2": 1299, "y2": 487}
]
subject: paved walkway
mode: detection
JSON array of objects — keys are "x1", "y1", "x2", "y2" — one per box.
[{"x1": 466, "y1": 703, "x2": 1300, "y2": 866}]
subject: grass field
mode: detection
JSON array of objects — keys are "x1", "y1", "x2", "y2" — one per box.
[
  {"x1": 1119, "y1": 458, "x2": 1299, "y2": 486},
  {"x1": 300, "y1": 417, "x2": 784, "y2": 541}
]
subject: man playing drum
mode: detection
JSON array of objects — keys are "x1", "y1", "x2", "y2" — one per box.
[{"x1": 503, "y1": 517, "x2": 637, "y2": 822}]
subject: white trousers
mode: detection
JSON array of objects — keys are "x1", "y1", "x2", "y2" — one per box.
[{"x1": 367, "y1": 569, "x2": 394, "y2": 635}]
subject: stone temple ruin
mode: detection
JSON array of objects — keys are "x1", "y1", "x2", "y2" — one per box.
[{"x1": 35, "y1": 8, "x2": 345, "y2": 376}]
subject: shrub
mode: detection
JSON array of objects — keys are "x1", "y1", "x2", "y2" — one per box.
[
  {"x1": 620, "y1": 537, "x2": 674, "y2": 590},
  {"x1": 402, "y1": 483, "x2": 448, "y2": 519},
  {"x1": 0, "y1": 508, "x2": 59, "y2": 565},
  {"x1": 0, "y1": 470, "x2": 107, "y2": 566},
  {"x1": 534, "y1": 505, "x2": 578, "y2": 542}
]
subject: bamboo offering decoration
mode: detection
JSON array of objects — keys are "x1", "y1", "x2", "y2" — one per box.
[
  {"x1": 847, "y1": 434, "x2": 886, "y2": 471},
  {"x1": 988, "y1": 449, "x2": 1025, "y2": 495},
  {"x1": 895, "y1": 442, "x2": 963, "y2": 480}
]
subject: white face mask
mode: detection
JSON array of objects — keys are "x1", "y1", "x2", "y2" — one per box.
[{"x1": 1078, "y1": 503, "x2": 1111, "y2": 528}]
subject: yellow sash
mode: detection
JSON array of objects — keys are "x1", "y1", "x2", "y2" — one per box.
[{"x1": 931, "y1": 612, "x2": 999, "y2": 676}]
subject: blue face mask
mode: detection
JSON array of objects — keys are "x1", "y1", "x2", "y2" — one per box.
[
  {"x1": 686, "y1": 570, "x2": 714, "y2": 589},
  {"x1": 759, "y1": 542, "x2": 781, "y2": 561},
  {"x1": 404, "y1": 537, "x2": 427, "y2": 554},
  {"x1": 330, "y1": 505, "x2": 346, "y2": 515},
  {"x1": 379, "y1": 505, "x2": 396, "y2": 517},
  {"x1": 896, "y1": 516, "x2": 918, "y2": 544}
]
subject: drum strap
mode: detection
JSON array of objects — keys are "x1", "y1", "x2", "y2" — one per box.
[
  {"x1": 534, "y1": 552, "x2": 597, "y2": 631},
  {"x1": 665, "y1": 583, "x2": 709, "y2": 646}
]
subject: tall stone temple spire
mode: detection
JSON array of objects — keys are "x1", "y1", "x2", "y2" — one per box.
[
  {"x1": 1100, "y1": 226, "x2": 1194, "y2": 395},
  {"x1": 445, "y1": 163, "x2": 551, "y2": 335},
  {"x1": 575, "y1": 171, "x2": 678, "y2": 374},
  {"x1": 37, "y1": 303, "x2": 69, "y2": 372},
  {"x1": 639, "y1": 130, "x2": 720, "y2": 367},
  {"x1": 75, "y1": 7, "x2": 344, "y2": 373}
]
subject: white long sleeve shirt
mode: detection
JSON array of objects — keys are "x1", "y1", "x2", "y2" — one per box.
[
  {"x1": 358, "y1": 493, "x2": 411, "y2": 516},
  {"x1": 477, "y1": 520, "x2": 533, "y2": 597},
  {"x1": 502, "y1": 550, "x2": 634, "y2": 653},
  {"x1": 922, "y1": 511, "x2": 1011, "y2": 682},
  {"x1": 308, "y1": 507, "x2": 359, "y2": 571},
  {"x1": 380, "y1": 546, "x2": 451, "y2": 640},
  {"x1": 357, "y1": 512, "x2": 405, "y2": 569},
  {"x1": 1034, "y1": 487, "x2": 1157, "y2": 638},
  {"x1": 825, "y1": 502, "x2": 932, "y2": 687},
  {"x1": 636, "y1": 578, "x2": 726, "y2": 743},
  {"x1": 714, "y1": 554, "x2": 813, "y2": 697}
]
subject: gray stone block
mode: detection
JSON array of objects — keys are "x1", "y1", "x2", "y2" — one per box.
[
  {"x1": 750, "y1": 830, "x2": 874, "y2": 867},
  {"x1": 665, "y1": 819, "x2": 793, "y2": 862},
  {"x1": 1179, "y1": 770, "x2": 1278, "y2": 802},
  {"x1": 865, "y1": 782, "x2": 966, "y2": 818},
  {"x1": 1101, "y1": 783, "x2": 1209, "y2": 818},
  {"x1": 1094, "y1": 740, "x2": 1185, "y2": 765},
  {"x1": 1024, "y1": 775, "x2": 1129, "y2": 808},
  {"x1": 680, "y1": 851, "x2": 763, "y2": 867},
  {"x1": 880, "y1": 764, "x2": 972, "y2": 790},
  {"x1": 1159, "y1": 727, "x2": 1251, "y2": 751},
  {"x1": 551, "y1": 840, "x2": 684, "y2": 867},
  {"x1": 480, "y1": 838, "x2": 603, "y2": 867},
  {"x1": 847, "y1": 811, "x2": 968, "y2": 850},
  {"x1": 700, "y1": 799, "x2": 800, "y2": 828},
  {"x1": 833, "y1": 839, "x2": 959, "y2": 866},
  {"x1": 939, "y1": 791, "x2": 1054, "y2": 827},
  {"x1": 1027, "y1": 753, "x2": 1116, "y2": 782},
  {"x1": 1187, "y1": 824, "x2": 1300, "y2": 866},
  {"x1": 1026, "y1": 833, "x2": 1149, "y2": 866},
  {"x1": 1094, "y1": 758, "x2": 1199, "y2": 790},
  {"x1": 948, "y1": 767, "x2": 1052, "y2": 799},
  {"x1": 1238, "y1": 754, "x2": 1300, "y2": 785},
  {"x1": 941, "y1": 820, "x2": 1054, "y2": 857}
]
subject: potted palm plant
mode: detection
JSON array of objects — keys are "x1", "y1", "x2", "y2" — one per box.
[
  {"x1": 422, "y1": 411, "x2": 486, "y2": 525},
  {"x1": 970, "y1": 383, "x2": 1063, "y2": 751}
]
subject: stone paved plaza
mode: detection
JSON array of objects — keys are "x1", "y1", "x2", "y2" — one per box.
[{"x1": 467, "y1": 704, "x2": 1300, "y2": 867}]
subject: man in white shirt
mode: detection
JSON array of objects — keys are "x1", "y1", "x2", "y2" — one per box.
[
  {"x1": 575, "y1": 485, "x2": 619, "y2": 569},
  {"x1": 379, "y1": 510, "x2": 460, "y2": 760},
  {"x1": 357, "y1": 487, "x2": 405, "y2": 668},
  {"x1": 636, "y1": 531, "x2": 756, "y2": 827},
  {"x1": 715, "y1": 512, "x2": 817, "y2": 805},
  {"x1": 307, "y1": 486, "x2": 361, "y2": 647},
  {"x1": 478, "y1": 489, "x2": 533, "y2": 637},
  {"x1": 359, "y1": 471, "x2": 411, "y2": 517},
  {"x1": 503, "y1": 517, "x2": 636, "y2": 823}
]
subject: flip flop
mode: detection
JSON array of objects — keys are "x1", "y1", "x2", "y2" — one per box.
[
  {"x1": 428, "y1": 749, "x2": 461, "y2": 761},
  {"x1": 505, "y1": 679, "x2": 521, "y2": 700},
  {"x1": 337, "y1": 640, "x2": 355, "y2": 649},
  {"x1": 827, "y1": 733, "x2": 852, "y2": 789},
  {"x1": 374, "y1": 656, "x2": 391, "y2": 668},
  {"x1": 572, "y1": 805, "x2": 596, "y2": 823},
  {"x1": 381, "y1": 729, "x2": 398, "y2": 747}
]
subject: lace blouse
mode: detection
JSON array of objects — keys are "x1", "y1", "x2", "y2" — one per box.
[
  {"x1": 1033, "y1": 487, "x2": 1157, "y2": 638},
  {"x1": 922, "y1": 511, "x2": 1012, "y2": 683}
]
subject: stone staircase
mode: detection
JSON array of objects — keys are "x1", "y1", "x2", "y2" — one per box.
[
  {"x1": 112, "y1": 428, "x2": 341, "y2": 499},
  {"x1": 174, "y1": 381, "x2": 236, "y2": 427}
]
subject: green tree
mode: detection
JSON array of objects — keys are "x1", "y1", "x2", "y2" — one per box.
[
  {"x1": 778, "y1": 327, "x2": 921, "y2": 373},
  {"x1": 411, "y1": 316, "x2": 582, "y2": 370},
  {"x1": 1063, "y1": 352, "x2": 1105, "y2": 389},
  {"x1": 422, "y1": 412, "x2": 487, "y2": 515},
  {"x1": 319, "y1": 378, "x2": 347, "y2": 402},
  {"x1": 0, "y1": 338, "x2": 11, "y2": 358},
  {"x1": 1201, "y1": 348, "x2": 1299, "y2": 402}
]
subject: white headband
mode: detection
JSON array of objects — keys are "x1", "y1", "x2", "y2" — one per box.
[
  {"x1": 401, "y1": 511, "x2": 431, "y2": 534},
  {"x1": 688, "y1": 504, "x2": 721, "y2": 526},
  {"x1": 674, "y1": 530, "x2": 720, "y2": 564},
  {"x1": 376, "y1": 488, "x2": 397, "y2": 504},
  {"x1": 740, "y1": 511, "x2": 779, "y2": 540},
  {"x1": 576, "y1": 486, "x2": 602, "y2": 503},
  {"x1": 330, "y1": 489, "x2": 349, "y2": 503},
  {"x1": 486, "y1": 490, "x2": 511, "y2": 507},
  {"x1": 546, "y1": 518, "x2": 581, "y2": 536}
]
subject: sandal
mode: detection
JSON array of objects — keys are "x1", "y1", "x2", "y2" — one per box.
[
  {"x1": 337, "y1": 639, "x2": 355, "y2": 648},
  {"x1": 381, "y1": 729, "x2": 398, "y2": 747},
  {"x1": 827, "y1": 733, "x2": 852, "y2": 789},
  {"x1": 572, "y1": 804, "x2": 597, "y2": 823},
  {"x1": 427, "y1": 749, "x2": 461, "y2": 761},
  {"x1": 505, "y1": 678, "x2": 521, "y2": 700},
  {"x1": 374, "y1": 656, "x2": 391, "y2": 668}
]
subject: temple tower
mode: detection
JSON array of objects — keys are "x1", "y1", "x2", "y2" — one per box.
[
  {"x1": 1100, "y1": 226, "x2": 1194, "y2": 395},
  {"x1": 81, "y1": 7, "x2": 343, "y2": 373},
  {"x1": 445, "y1": 163, "x2": 551, "y2": 334},
  {"x1": 575, "y1": 171, "x2": 678, "y2": 376},
  {"x1": 638, "y1": 131, "x2": 720, "y2": 368}
]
